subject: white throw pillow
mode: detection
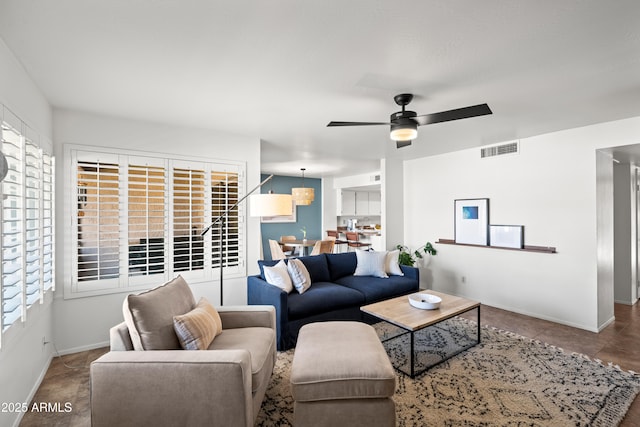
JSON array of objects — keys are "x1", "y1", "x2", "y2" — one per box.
[
  {"x1": 354, "y1": 250, "x2": 388, "y2": 278},
  {"x1": 287, "y1": 258, "x2": 312, "y2": 294},
  {"x1": 263, "y1": 260, "x2": 293, "y2": 293},
  {"x1": 385, "y1": 250, "x2": 405, "y2": 276}
]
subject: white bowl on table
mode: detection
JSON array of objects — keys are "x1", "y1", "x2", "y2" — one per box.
[{"x1": 408, "y1": 293, "x2": 442, "y2": 310}]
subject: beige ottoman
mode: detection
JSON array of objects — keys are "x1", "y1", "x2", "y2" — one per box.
[{"x1": 290, "y1": 321, "x2": 396, "y2": 427}]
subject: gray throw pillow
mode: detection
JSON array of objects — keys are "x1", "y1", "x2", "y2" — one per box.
[{"x1": 123, "y1": 275, "x2": 196, "y2": 350}]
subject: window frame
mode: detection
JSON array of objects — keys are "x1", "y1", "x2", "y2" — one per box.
[{"x1": 64, "y1": 144, "x2": 246, "y2": 299}]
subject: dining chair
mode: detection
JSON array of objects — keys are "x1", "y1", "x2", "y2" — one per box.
[
  {"x1": 310, "y1": 239, "x2": 335, "y2": 256},
  {"x1": 280, "y1": 235, "x2": 297, "y2": 256},
  {"x1": 269, "y1": 239, "x2": 287, "y2": 260},
  {"x1": 326, "y1": 230, "x2": 348, "y2": 253},
  {"x1": 345, "y1": 232, "x2": 371, "y2": 251}
]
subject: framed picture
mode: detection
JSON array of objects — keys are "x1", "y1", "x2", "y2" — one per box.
[
  {"x1": 454, "y1": 198, "x2": 489, "y2": 245},
  {"x1": 490, "y1": 225, "x2": 524, "y2": 249},
  {"x1": 260, "y1": 201, "x2": 297, "y2": 223}
]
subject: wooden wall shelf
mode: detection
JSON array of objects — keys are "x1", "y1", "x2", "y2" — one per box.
[{"x1": 436, "y1": 239, "x2": 556, "y2": 254}]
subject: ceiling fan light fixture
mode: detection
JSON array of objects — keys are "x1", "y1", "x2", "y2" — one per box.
[
  {"x1": 390, "y1": 121, "x2": 418, "y2": 142},
  {"x1": 291, "y1": 167, "x2": 314, "y2": 205}
]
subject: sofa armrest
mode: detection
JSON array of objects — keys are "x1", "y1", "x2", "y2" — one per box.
[
  {"x1": 247, "y1": 275, "x2": 288, "y2": 350},
  {"x1": 400, "y1": 265, "x2": 420, "y2": 283},
  {"x1": 110, "y1": 322, "x2": 134, "y2": 351},
  {"x1": 91, "y1": 350, "x2": 254, "y2": 427},
  {"x1": 218, "y1": 305, "x2": 276, "y2": 331}
]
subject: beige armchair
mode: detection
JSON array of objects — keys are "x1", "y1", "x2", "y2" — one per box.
[{"x1": 90, "y1": 276, "x2": 276, "y2": 427}]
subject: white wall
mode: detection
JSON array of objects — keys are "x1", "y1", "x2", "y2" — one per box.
[
  {"x1": 403, "y1": 117, "x2": 640, "y2": 332},
  {"x1": 0, "y1": 38, "x2": 54, "y2": 427},
  {"x1": 52, "y1": 108, "x2": 262, "y2": 353},
  {"x1": 322, "y1": 175, "x2": 338, "y2": 232},
  {"x1": 613, "y1": 162, "x2": 637, "y2": 304},
  {"x1": 381, "y1": 157, "x2": 404, "y2": 251}
]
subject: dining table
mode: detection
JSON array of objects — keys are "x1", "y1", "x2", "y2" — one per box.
[{"x1": 279, "y1": 239, "x2": 319, "y2": 257}]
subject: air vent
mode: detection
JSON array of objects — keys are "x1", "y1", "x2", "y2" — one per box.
[{"x1": 481, "y1": 141, "x2": 519, "y2": 158}]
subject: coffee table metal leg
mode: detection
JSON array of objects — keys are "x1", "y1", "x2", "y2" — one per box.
[
  {"x1": 410, "y1": 331, "x2": 415, "y2": 378},
  {"x1": 477, "y1": 305, "x2": 481, "y2": 345}
]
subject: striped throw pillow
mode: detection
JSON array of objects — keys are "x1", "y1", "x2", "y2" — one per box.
[{"x1": 173, "y1": 297, "x2": 221, "y2": 350}]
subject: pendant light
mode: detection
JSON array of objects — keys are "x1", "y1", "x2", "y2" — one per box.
[{"x1": 291, "y1": 168, "x2": 314, "y2": 206}]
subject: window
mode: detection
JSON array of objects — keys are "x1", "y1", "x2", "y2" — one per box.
[
  {"x1": 1, "y1": 106, "x2": 55, "y2": 340},
  {"x1": 69, "y1": 147, "x2": 245, "y2": 297}
]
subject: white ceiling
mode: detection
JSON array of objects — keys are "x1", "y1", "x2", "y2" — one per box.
[{"x1": 1, "y1": 1, "x2": 640, "y2": 178}]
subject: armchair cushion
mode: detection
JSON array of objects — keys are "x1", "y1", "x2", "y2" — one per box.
[
  {"x1": 173, "y1": 297, "x2": 221, "y2": 350},
  {"x1": 123, "y1": 275, "x2": 196, "y2": 350},
  {"x1": 208, "y1": 326, "x2": 276, "y2": 393}
]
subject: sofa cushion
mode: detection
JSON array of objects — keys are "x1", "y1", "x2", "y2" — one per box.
[
  {"x1": 208, "y1": 326, "x2": 276, "y2": 393},
  {"x1": 334, "y1": 275, "x2": 418, "y2": 303},
  {"x1": 296, "y1": 255, "x2": 331, "y2": 283},
  {"x1": 385, "y1": 250, "x2": 404, "y2": 276},
  {"x1": 263, "y1": 260, "x2": 293, "y2": 293},
  {"x1": 173, "y1": 297, "x2": 220, "y2": 350},
  {"x1": 257, "y1": 259, "x2": 280, "y2": 280},
  {"x1": 325, "y1": 252, "x2": 357, "y2": 281},
  {"x1": 354, "y1": 250, "x2": 388, "y2": 278},
  {"x1": 287, "y1": 282, "x2": 365, "y2": 320},
  {"x1": 288, "y1": 258, "x2": 312, "y2": 294},
  {"x1": 123, "y1": 275, "x2": 196, "y2": 350}
]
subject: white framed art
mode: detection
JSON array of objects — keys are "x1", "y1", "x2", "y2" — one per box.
[
  {"x1": 454, "y1": 198, "x2": 489, "y2": 245},
  {"x1": 490, "y1": 225, "x2": 524, "y2": 249}
]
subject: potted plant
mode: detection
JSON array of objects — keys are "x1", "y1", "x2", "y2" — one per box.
[{"x1": 395, "y1": 242, "x2": 437, "y2": 267}]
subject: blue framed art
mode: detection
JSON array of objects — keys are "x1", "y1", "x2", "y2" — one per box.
[{"x1": 454, "y1": 198, "x2": 489, "y2": 245}]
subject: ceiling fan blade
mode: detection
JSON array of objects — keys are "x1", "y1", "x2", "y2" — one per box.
[
  {"x1": 396, "y1": 140, "x2": 412, "y2": 149},
  {"x1": 414, "y1": 104, "x2": 492, "y2": 126},
  {"x1": 327, "y1": 121, "x2": 390, "y2": 127}
]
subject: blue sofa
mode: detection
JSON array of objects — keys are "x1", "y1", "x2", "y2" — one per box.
[{"x1": 247, "y1": 251, "x2": 419, "y2": 350}]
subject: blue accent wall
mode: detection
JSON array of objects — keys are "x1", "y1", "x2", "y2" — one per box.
[{"x1": 260, "y1": 174, "x2": 322, "y2": 260}]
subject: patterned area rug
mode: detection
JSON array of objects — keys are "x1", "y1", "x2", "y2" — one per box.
[{"x1": 256, "y1": 319, "x2": 640, "y2": 426}]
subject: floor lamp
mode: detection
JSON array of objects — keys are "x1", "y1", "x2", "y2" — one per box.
[{"x1": 201, "y1": 174, "x2": 292, "y2": 305}]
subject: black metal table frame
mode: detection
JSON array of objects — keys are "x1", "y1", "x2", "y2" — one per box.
[{"x1": 379, "y1": 305, "x2": 481, "y2": 378}]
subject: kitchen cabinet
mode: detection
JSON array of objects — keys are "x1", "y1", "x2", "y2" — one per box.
[
  {"x1": 337, "y1": 190, "x2": 381, "y2": 216},
  {"x1": 337, "y1": 190, "x2": 356, "y2": 215},
  {"x1": 355, "y1": 191, "x2": 369, "y2": 215},
  {"x1": 368, "y1": 191, "x2": 381, "y2": 215}
]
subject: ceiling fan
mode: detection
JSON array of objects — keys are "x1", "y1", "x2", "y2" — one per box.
[{"x1": 327, "y1": 94, "x2": 492, "y2": 149}]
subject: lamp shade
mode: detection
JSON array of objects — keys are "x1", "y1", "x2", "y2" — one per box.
[
  {"x1": 249, "y1": 193, "x2": 293, "y2": 217},
  {"x1": 292, "y1": 187, "x2": 314, "y2": 206}
]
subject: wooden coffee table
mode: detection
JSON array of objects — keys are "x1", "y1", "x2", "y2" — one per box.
[{"x1": 361, "y1": 290, "x2": 480, "y2": 377}]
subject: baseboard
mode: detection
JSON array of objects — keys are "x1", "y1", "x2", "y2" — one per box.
[
  {"x1": 54, "y1": 340, "x2": 110, "y2": 356},
  {"x1": 614, "y1": 298, "x2": 638, "y2": 306},
  {"x1": 598, "y1": 315, "x2": 616, "y2": 332},
  {"x1": 487, "y1": 302, "x2": 600, "y2": 332}
]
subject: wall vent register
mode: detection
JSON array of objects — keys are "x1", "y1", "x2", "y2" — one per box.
[{"x1": 480, "y1": 141, "x2": 519, "y2": 158}]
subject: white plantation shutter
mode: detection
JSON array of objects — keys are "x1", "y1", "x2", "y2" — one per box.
[
  {"x1": 24, "y1": 132, "x2": 41, "y2": 308},
  {"x1": 210, "y1": 171, "x2": 242, "y2": 270},
  {"x1": 1, "y1": 116, "x2": 23, "y2": 331},
  {"x1": 70, "y1": 147, "x2": 245, "y2": 296},
  {"x1": 76, "y1": 158, "x2": 120, "y2": 284},
  {"x1": 128, "y1": 161, "x2": 167, "y2": 279},
  {"x1": 42, "y1": 153, "x2": 54, "y2": 292},
  {"x1": 1, "y1": 105, "x2": 55, "y2": 341},
  {"x1": 173, "y1": 166, "x2": 206, "y2": 274}
]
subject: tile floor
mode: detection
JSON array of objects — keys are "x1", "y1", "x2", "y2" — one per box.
[{"x1": 18, "y1": 303, "x2": 640, "y2": 426}]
